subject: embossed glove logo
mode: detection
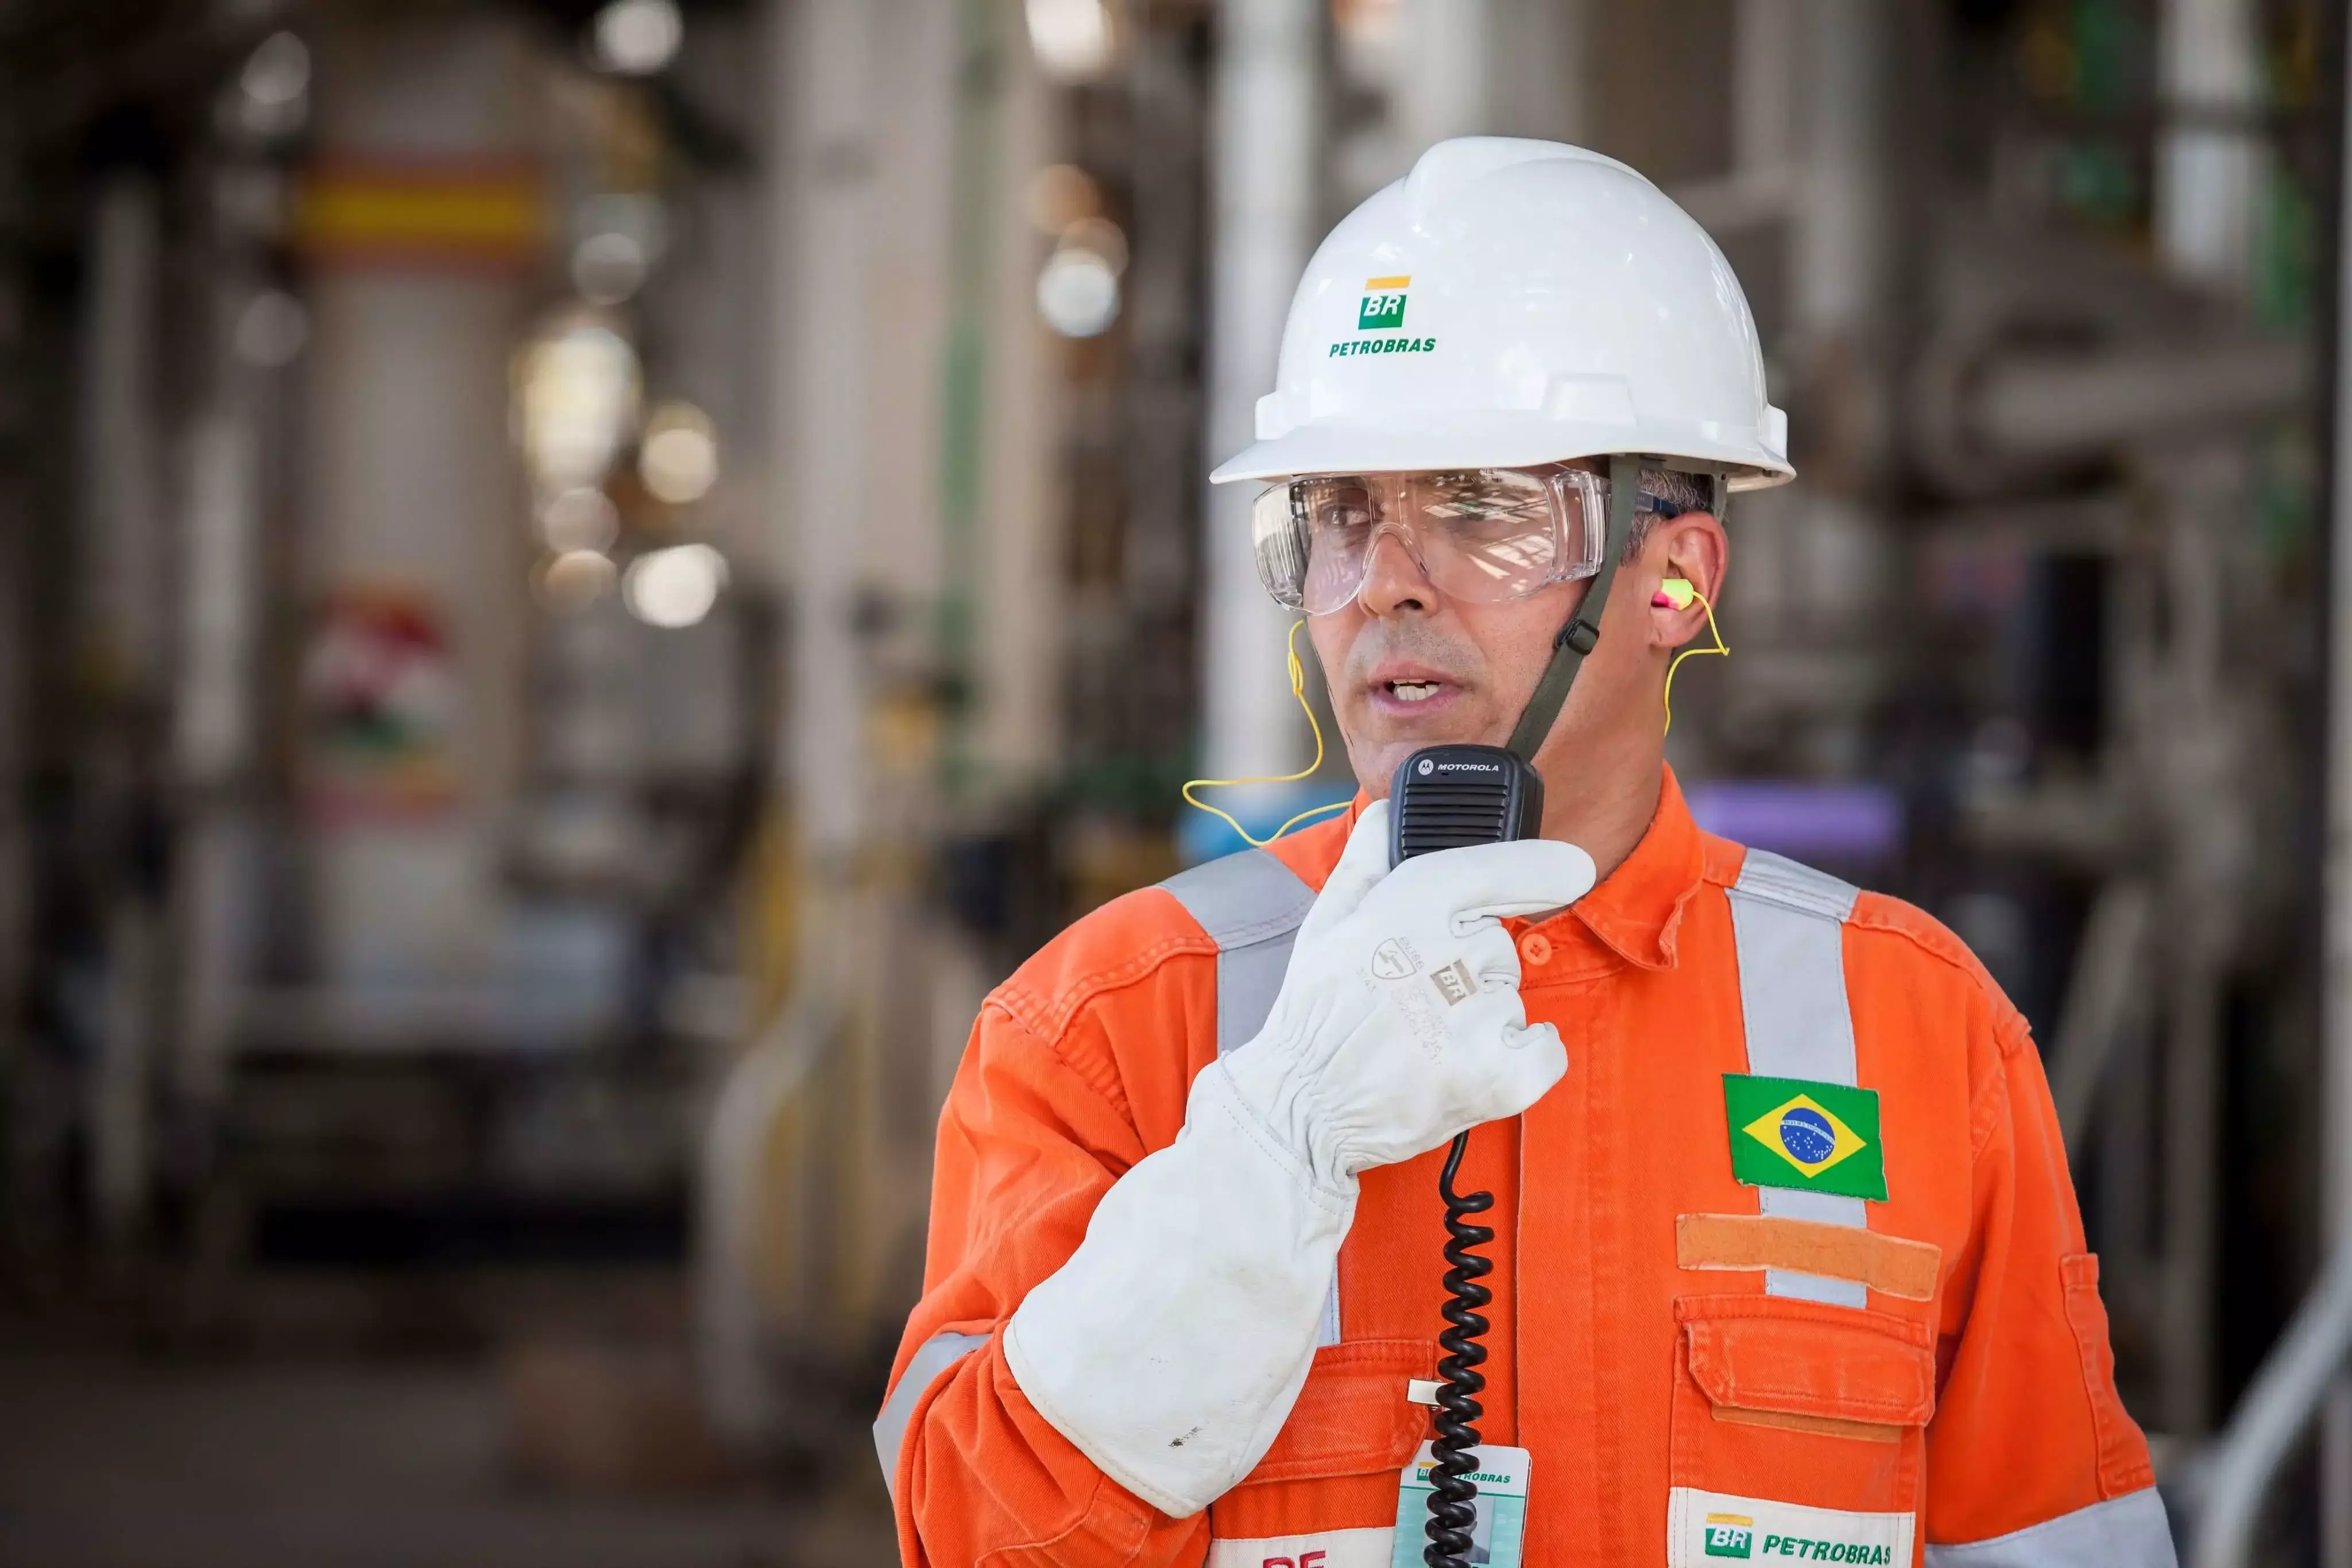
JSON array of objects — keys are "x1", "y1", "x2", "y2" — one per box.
[{"x1": 1370, "y1": 938, "x2": 1419, "y2": 980}]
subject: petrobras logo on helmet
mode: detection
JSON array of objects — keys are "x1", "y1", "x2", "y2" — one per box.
[
  {"x1": 1332, "y1": 274, "x2": 1437, "y2": 359},
  {"x1": 1330, "y1": 336, "x2": 1437, "y2": 359},
  {"x1": 1357, "y1": 276, "x2": 1409, "y2": 330}
]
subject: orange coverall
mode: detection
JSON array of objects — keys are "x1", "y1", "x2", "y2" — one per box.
[{"x1": 879, "y1": 769, "x2": 2161, "y2": 1566}]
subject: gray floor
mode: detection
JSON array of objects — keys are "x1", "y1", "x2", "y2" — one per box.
[{"x1": 0, "y1": 1345, "x2": 896, "y2": 1568}]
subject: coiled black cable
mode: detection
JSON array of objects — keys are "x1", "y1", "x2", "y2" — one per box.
[{"x1": 1423, "y1": 1130, "x2": 1492, "y2": 1568}]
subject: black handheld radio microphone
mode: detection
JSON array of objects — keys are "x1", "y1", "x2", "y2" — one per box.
[{"x1": 1388, "y1": 454, "x2": 1641, "y2": 1568}]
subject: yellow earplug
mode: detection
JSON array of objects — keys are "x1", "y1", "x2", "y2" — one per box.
[{"x1": 1656, "y1": 577, "x2": 1727, "y2": 735}]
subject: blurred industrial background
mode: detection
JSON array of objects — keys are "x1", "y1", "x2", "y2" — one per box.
[{"x1": 0, "y1": 0, "x2": 2345, "y2": 1562}]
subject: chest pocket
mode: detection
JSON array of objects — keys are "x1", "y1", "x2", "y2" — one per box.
[
  {"x1": 1669, "y1": 1295, "x2": 1935, "y2": 1511},
  {"x1": 1207, "y1": 1339, "x2": 1436, "y2": 1549}
]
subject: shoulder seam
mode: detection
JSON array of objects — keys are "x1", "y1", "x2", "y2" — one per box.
[
  {"x1": 985, "y1": 923, "x2": 1217, "y2": 1116},
  {"x1": 1845, "y1": 897, "x2": 2033, "y2": 1058}
]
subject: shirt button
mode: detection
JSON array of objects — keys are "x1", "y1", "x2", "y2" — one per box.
[{"x1": 1519, "y1": 932, "x2": 1553, "y2": 967}]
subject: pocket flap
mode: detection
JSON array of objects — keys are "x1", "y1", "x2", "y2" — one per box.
[
  {"x1": 1239, "y1": 1338, "x2": 1435, "y2": 1484},
  {"x1": 1678, "y1": 1296, "x2": 1936, "y2": 1429}
]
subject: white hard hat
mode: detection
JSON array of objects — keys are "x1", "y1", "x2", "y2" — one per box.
[{"x1": 1210, "y1": 137, "x2": 1794, "y2": 491}]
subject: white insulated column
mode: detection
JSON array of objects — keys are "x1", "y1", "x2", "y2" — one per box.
[
  {"x1": 1394, "y1": 0, "x2": 1494, "y2": 152},
  {"x1": 2156, "y1": 0, "x2": 2261, "y2": 292},
  {"x1": 303, "y1": 20, "x2": 530, "y2": 986},
  {"x1": 774, "y1": 0, "x2": 873, "y2": 865},
  {"x1": 1202, "y1": 0, "x2": 1321, "y2": 788}
]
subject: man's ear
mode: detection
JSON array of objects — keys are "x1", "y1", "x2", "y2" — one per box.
[{"x1": 1646, "y1": 512, "x2": 1728, "y2": 649}]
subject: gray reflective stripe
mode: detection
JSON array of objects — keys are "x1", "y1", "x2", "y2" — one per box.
[
  {"x1": 873, "y1": 1330, "x2": 989, "y2": 1499},
  {"x1": 1161, "y1": 849, "x2": 1317, "y2": 1056},
  {"x1": 1727, "y1": 849, "x2": 1869, "y2": 1307},
  {"x1": 1160, "y1": 849, "x2": 1339, "y2": 1344},
  {"x1": 1924, "y1": 1488, "x2": 2178, "y2": 1568}
]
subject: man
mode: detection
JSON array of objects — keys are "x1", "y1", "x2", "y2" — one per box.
[{"x1": 875, "y1": 139, "x2": 2173, "y2": 1567}]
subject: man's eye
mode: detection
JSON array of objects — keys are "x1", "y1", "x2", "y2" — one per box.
[{"x1": 1313, "y1": 504, "x2": 1374, "y2": 532}]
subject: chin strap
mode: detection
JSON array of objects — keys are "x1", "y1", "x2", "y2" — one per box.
[{"x1": 1503, "y1": 453, "x2": 1639, "y2": 763}]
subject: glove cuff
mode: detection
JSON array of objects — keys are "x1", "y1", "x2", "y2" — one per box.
[{"x1": 1004, "y1": 1062, "x2": 1357, "y2": 1516}]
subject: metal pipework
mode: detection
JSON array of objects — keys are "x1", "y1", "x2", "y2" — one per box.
[
  {"x1": 2189, "y1": 0, "x2": 2352, "y2": 1553},
  {"x1": 1966, "y1": 340, "x2": 2310, "y2": 463},
  {"x1": 2190, "y1": 1248, "x2": 2352, "y2": 1567}
]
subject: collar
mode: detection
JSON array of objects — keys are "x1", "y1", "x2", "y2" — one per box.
[
  {"x1": 1273, "y1": 764, "x2": 1705, "y2": 974},
  {"x1": 1526, "y1": 763, "x2": 1705, "y2": 973}
]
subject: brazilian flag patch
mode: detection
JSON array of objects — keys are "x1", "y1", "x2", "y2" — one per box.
[{"x1": 1723, "y1": 1074, "x2": 1887, "y2": 1201}]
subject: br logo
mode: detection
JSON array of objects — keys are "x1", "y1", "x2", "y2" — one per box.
[
  {"x1": 1259, "y1": 1554, "x2": 1326, "y2": 1568},
  {"x1": 1703, "y1": 1513, "x2": 1755, "y2": 1559},
  {"x1": 1358, "y1": 274, "x2": 1409, "y2": 330}
]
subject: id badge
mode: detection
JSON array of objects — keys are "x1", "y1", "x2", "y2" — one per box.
[{"x1": 1388, "y1": 1442, "x2": 1530, "y2": 1568}]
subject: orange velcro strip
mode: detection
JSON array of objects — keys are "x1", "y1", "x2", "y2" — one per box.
[
  {"x1": 1676, "y1": 1213, "x2": 1943, "y2": 1302},
  {"x1": 1712, "y1": 1405, "x2": 1901, "y2": 1444}
]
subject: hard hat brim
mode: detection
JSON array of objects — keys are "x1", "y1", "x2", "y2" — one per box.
[{"x1": 1209, "y1": 416, "x2": 1795, "y2": 492}]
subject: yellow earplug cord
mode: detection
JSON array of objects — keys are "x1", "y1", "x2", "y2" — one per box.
[
  {"x1": 1659, "y1": 578, "x2": 1728, "y2": 735},
  {"x1": 1182, "y1": 620, "x2": 1353, "y2": 848}
]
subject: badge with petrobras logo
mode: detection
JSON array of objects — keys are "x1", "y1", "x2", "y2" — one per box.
[
  {"x1": 1389, "y1": 1442, "x2": 1529, "y2": 1568},
  {"x1": 1668, "y1": 1488, "x2": 1913, "y2": 1567}
]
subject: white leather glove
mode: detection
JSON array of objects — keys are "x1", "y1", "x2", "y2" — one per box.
[{"x1": 1004, "y1": 802, "x2": 1595, "y2": 1517}]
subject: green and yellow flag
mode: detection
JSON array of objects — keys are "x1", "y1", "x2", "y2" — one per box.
[{"x1": 1722, "y1": 1074, "x2": 1887, "y2": 1202}]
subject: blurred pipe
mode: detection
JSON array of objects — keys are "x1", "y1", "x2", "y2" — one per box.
[
  {"x1": 2326, "y1": 1384, "x2": 2352, "y2": 1568},
  {"x1": 2157, "y1": 0, "x2": 2261, "y2": 292},
  {"x1": 79, "y1": 176, "x2": 165, "y2": 1255},
  {"x1": 697, "y1": 993, "x2": 838, "y2": 1447},
  {"x1": 1968, "y1": 340, "x2": 2311, "y2": 462},
  {"x1": 771, "y1": 0, "x2": 873, "y2": 863},
  {"x1": 80, "y1": 176, "x2": 165, "y2": 691},
  {"x1": 1734, "y1": 0, "x2": 1796, "y2": 178},
  {"x1": 1202, "y1": 0, "x2": 1320, "y2": 783},
  {"x1": 2327, "y1": 0, "x2": 2352, "y2": 1546},
  {"x1": 2191, "y1": 1248, "x2": 2352, "y2": 1567},
  {"x1": 2194, "y1": 13, "x2": 2352, "y2": 1559},
  {"x1": 1394, "y1": 0, "x2": 1491, "y2": 152},
  {"x1": 935, "y1": 0, "x2": 1003, "y2": 789},
  {"x1": 2049, "y1": 878, "x2": 2154, "y2": 1160},
  {"x1": 1793, "y1": 0, "x2": 1887, "y2": 357}
]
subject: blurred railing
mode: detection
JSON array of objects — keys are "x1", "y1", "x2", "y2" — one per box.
[{"x1": 2189, "y1": 1246, "x2": 2352, "y2": 1567}]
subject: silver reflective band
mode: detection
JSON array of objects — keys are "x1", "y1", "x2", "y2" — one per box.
[
  {"x1": 1160, "y1": 847, "x2": 1317, "y2": 1058},
  {"x1": 1160, "y1": 849, "x2": 1340, "y2": 1347},
  {"x1": 873, "y1": 1330, "x2": 989, "y2": 1500},
  {"x1": 1924, "y1": 1488, "x2": 2178, "y2": 1568},
  {"x1": 1726, "y1": 849, "x2": 1869, "y2": 1308}
]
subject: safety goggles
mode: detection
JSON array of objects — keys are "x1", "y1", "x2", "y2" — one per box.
[{"x1": 1250, "y1": 466, "x2": 1619, "y2": 615}]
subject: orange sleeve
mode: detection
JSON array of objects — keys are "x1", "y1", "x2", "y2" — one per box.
[
  {"x1": 884, "y1": 996, "x2": 1210, "y2": 1568},
  {"x1": 1922, "y1": 1006, "x2": 2157, "y2": 1544}
]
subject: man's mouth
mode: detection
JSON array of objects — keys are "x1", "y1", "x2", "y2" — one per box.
[{"x1": 1367, "y1": 668, "x2": 1463, "y2": 714}]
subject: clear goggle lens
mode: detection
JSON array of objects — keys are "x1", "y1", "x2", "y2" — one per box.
[{"x1": 1250, "y1": 466, "x2": 1608, "y2": 615}]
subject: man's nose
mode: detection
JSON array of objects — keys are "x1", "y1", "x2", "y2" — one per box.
[{"x1": 1354, "y1": 523, "x2": 1434, "y2": 616}]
